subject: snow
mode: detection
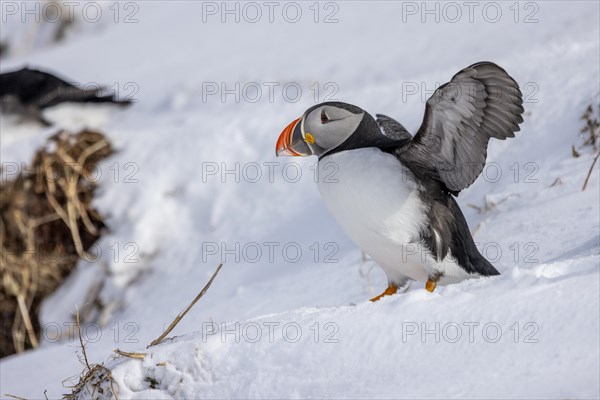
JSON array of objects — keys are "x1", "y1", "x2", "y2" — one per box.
[{"x1": 1, "y1": 1, "x2": 599, "y2": 399}]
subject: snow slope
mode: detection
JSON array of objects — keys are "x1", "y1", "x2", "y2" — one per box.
[{"x1": 1, "y1": 1, "x2": 599, "y2": 399}]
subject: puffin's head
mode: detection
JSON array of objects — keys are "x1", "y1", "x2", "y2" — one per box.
[{"x1": 276, "y1": 102, "x2": 374, "y2": 158}]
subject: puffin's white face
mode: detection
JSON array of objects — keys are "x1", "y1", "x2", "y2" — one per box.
[{"x1": 276, "y1": 103, "x2": 364, "y2": 158}]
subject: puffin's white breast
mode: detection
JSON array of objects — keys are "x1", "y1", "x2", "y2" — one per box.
[
  {"x1": 317, "y1": 147, "x2": 432, "y2": 283},
  {"x1": 317, "y1": 148, "x2": 476, "y2": 285}
]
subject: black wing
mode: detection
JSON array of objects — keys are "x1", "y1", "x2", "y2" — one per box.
[{"x1": 398, "y1": 62, "x2": 524, "y2": 195}]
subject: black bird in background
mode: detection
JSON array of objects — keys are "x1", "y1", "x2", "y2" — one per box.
[{"x1": 0, "y1": 67, "x2": 132, "y2": 126}]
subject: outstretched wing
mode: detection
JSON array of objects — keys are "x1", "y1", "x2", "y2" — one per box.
[{"x1": 398, "y1": 62, "x2": 524, "y2": 195}]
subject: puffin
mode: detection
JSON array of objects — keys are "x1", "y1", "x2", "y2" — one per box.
[
  {"x1": 275, "y1": 62, "x2": 524, "y2": 301},
  {"x1": 0, "y1": 67, "x2": 131, "y2": 126}
]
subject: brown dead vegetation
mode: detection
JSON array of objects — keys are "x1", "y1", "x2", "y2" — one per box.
[{"x1": 1, "y1": 130, "x2": 112, "y2": 357}]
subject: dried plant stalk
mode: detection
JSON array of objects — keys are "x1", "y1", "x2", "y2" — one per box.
[{"x1": 149, "y1": 263, "x2": 224, "y2": 347}]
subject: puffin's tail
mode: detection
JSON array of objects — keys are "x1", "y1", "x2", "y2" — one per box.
[
  {"x1": 448, "y1": 196, "x2": 501, "y2": 276},
  {"x1": 471, "y1": 249, "x2": 501, "y2": 276}
]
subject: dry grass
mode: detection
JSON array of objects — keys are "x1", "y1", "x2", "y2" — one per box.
[
  {"x1": 63, "y1": 263, "x2": 224, "y2": 399},
  {"x1": 0, "y1": 130, "x2": 113, "y2": 357},
  {"x1": 62, "y1": 307, "x2": 119, "y2": 400},
  {"x1": 574, "y1": 103, "x2": 600, "y2": 191},
  {"x1": 580, "y1": 104, "x2": 599, "y2": 152}
]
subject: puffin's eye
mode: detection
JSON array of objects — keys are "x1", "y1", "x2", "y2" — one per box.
[{"x1": 320, "y1": 110, "x2": 330, "y2": 124}]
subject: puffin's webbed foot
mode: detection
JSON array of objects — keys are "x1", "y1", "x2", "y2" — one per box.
[
  {"x1": 425, "y1": 272, "x2": 443, "y2": 292},
  {"x1": 425, "y1": 280, "x2": 437, "y2": 292},
  {"x1": 370, "y1": 284, "x2": 398, "y2": 302}
]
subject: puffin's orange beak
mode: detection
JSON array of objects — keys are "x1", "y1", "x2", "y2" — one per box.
[{"x1": 276, "y1": 117, "x2": 310, "y2": 157}]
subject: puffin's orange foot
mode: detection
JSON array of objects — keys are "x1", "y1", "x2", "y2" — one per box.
[
  {"x1": 370, "y1": 284, "x2": 398, "y2": 302},
  {"x1": 425, "y1": 279, "x2": 437, "y2": 292}
]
